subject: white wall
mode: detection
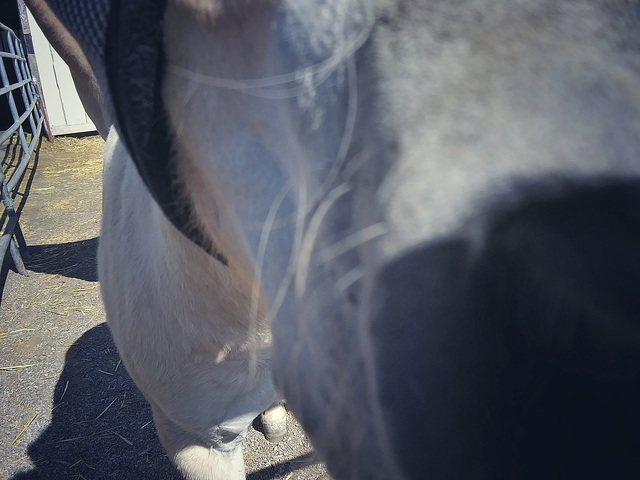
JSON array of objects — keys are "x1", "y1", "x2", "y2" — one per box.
[{"x1": 25, "y1": 6, "x2": 96, "y2": 135}]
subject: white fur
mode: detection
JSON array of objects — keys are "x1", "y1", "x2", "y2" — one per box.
[
  {"x1": 98, "y1": 129, "x2": 277, "y2": 479},
  {"x1": 30, "y1": 0, "x2": 640, "y2": 478}
]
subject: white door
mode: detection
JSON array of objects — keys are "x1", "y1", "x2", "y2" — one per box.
[{"x1": 25, "y1": 6, "x2": 96, "y2": 136}]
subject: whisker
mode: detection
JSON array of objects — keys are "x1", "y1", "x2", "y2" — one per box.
[
  {"x1": 295, "y1": 183, "x2": 352, "y2": 298},
  {"x1": 314, "y1": 54, "x2": 358, "y2": 205},
  {"x1": 267, "y1": 167, "x2": 309, "y2": 321},
  {"x1": 269, "y1": 56, "x2": 360, "y2": 318},
  {"x1": 166, "y1": 20, "x2": 372, "y2": 94},
  {"x1": 336, "y1": 148, "x2": 374, "y2": 185},
  {"x1": 248, "y1": 181, "x2": 291, "y2": 381},
  {"x1": 335, "y1": 266, "x2": 364, "y2": 293},
  {"x1": 320, "y1": 222, "x2": 387, "y2": 264},
  {"x1": 247, "y1": 58, "x2": 362, "y2": 232}
]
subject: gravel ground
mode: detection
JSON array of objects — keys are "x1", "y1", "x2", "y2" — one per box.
[{"x1": 0, "y1": 135, "x2": 329, "y2": 480}]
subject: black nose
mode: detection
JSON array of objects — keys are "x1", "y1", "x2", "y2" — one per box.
[{"x1": 371, "y1": 178, "x2": 640, "y2": 479}]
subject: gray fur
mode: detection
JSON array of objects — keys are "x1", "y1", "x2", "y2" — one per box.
[{"x1": 33, "y1": 0, "x2": 640, "y2": 478}]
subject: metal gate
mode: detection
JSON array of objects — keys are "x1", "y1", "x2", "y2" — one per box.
[{"x1": 0, "y1": 21, "x2": 51, "y2": 275}]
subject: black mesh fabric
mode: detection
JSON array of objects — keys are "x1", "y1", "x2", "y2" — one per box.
[
  {"x1": 43, "y1": 0, "x2": 217, "y2": 259},
  {"x1": 46, "y1": 0, "x2": 110, "y2": 66}
]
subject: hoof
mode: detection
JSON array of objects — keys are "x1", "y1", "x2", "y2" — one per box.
[{"x1": 261, "y1": 401, "x2": 287, "y2": 443}]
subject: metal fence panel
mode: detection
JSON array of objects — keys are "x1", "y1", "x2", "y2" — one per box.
[{"x1": 0, "y1": 21, "x2": 52, "y2": 275}]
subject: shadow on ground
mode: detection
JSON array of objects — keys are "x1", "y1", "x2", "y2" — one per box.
[
  {"x1": 0, "y1": 237, "x2": 98, "y2": 306},
  {"x1": 26, "y1": 237, "x2": 99, "y2": 281},
  {"x1": 10, "y1": 323, "x2": 183, "y2": 480},
  {"x1": 9, "y1": 324, "x2": 324, "y2": 480},
  {"x1": 2, "y1": 133, "x2": 326, "y2": 479}
]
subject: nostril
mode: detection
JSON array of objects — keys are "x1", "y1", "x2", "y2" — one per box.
[
  {"x1": 477, "y1": 179, "x2": 640, "y2": 358},
  {"x1": 370, "y1": 178, "x2": 640, "y2": 478}
]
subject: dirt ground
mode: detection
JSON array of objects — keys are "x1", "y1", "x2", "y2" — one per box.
[{"x1": 0, "y1": 135, "x2": 329, "y2": 480}]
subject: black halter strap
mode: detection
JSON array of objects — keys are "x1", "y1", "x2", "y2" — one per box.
[
  {"x1": 46, "y1": 0, "x2": 226, "y2": 263},
  {"x1": 105, "y1": 0, "x2": 227, "y2": 262}
]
